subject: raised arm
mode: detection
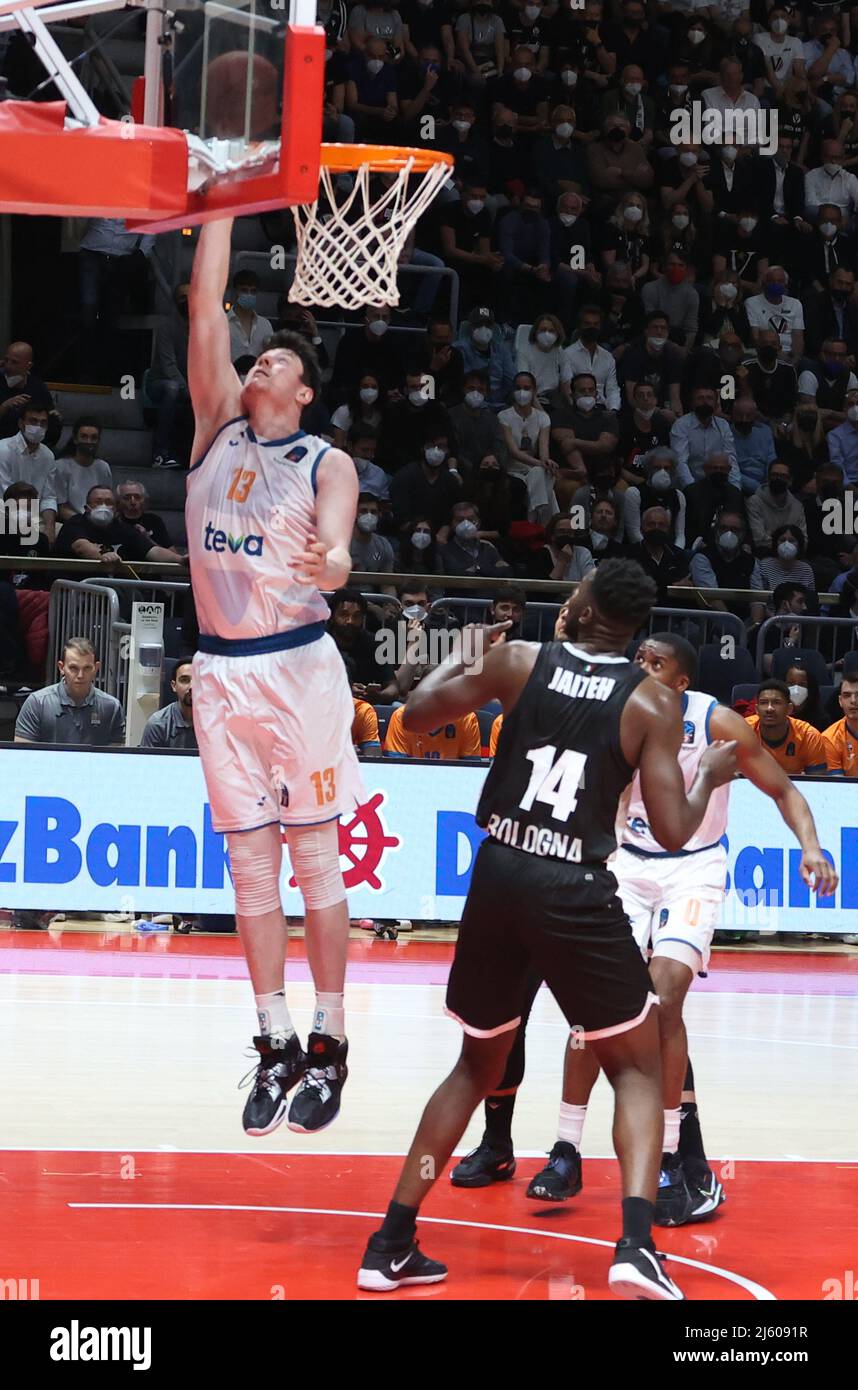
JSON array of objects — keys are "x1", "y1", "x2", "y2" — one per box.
[
  {"x1": 187, "y1": 218, "x2": 243, "y2": 460},
  {"x1": 403, "y1": 630, "x2": 534, "y2": 731}
]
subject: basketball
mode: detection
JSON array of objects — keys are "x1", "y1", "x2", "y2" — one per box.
[{"x1": 204, "y1": 50, "x2": 279, "y2": 140}]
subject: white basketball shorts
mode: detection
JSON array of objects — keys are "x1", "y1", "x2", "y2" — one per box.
[{"x1": 613, "y1": 843, "x2": 728, "y2": 975}]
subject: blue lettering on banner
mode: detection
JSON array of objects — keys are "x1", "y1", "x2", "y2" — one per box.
[
  {"x1": 24, "y1": 796, "x2": 83, "y2": 883},
  {"x1": 202, "y1": 805, "x2": 232, "y2": 889},
  {"x1": 86, "y1": 823, "x2": 141, "y2": 887},
  {"x1": 435, "y1": 812, "x2": 486, "y2": 895},
  {"x1": 0, "y1": 817, "x2": 16, "y2": 881},
  {"x1": 145, "y1": 825, "x2": 198, "y2": 889},
  {"x1": 842, "y1": 828, "x2": 858, "y2": 908}
]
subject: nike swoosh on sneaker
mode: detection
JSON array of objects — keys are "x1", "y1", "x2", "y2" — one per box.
[{"x1": 390, "y1": 1253, "x2": 413, "y2": 1274}]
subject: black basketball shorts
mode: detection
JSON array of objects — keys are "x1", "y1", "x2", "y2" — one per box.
[{"x1": 446, "y1": 838, "x2": 658, "y2": 1041}]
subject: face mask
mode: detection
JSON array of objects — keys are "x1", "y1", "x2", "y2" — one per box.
[
  {"x1": 466, "y1": 198, "x2": 485, "y2": 214},
  {"x1": 765, "y1": 283, "x2": 786, "y2": 302},
  {"x1": 645, "y1": 527, "x2": 671, "y2": 545},
  {"x1": 579, "y1": 326, "x2": 599, "y2": 343},
  {"x1": 670, "y1": 84, "x2": 688, "y2": 96},
  {"x1": 537, "y1": 330, "x2": 557, "y2": 348},
  {"x1": 769, "y1": 478, "x2": 789, "y2": 496},
  {"x1": 558, "y1": 212, "x2": 577, "y2": 227},
  {"x1": 797, "y1": 412, "x2": 817, "y2": 431},
  {"x1": 759, "y1": 346, "x2": 777, "y2": 365},
  {"x1": 688, "y1": 28, "x2": 705, "y2": 44},
  {"x1": 561, "y1": 70, "x2": 578, "y2": 86},
  {"x1": 649, "y1": 468, "x2": 672, "y2": 490},
  {"x1": 514, "y1": 67, "x2": 532, "y2": 82},
  {"x1": 666, "y1": 265, "x2": 686, "y2": 284},
  {"x1": 607, "y1": 129, "x2": 625, "y2": 145},
  {"x1": 825, "y1": 359, "x2": 845, "y2": 375},
  {"x1": 672, "y1": 214, "x2": 689, "y2": 230},
  {"x1": 4, "y1": 372, "x2": 24, "y2": 387},
  {"x1": 709, "y1": 472, "x2": 729, "y2": 487},
  {"x1": 788, "y1": 684, "x2": 808, "y2": 707},
  {"x1": 576, "y1": 395, "x2": 596, "y2": 411},
  {"x1": 679, "y1": 151, "x2": 697, "y2": 168},
  {"x1": 778, "y1": 540, "x2": 798, "y2": 560},
  {"x1": 89, "y1": 505, "x2": 114, "y2": 526},
  {"x1": 236, "y1": 292, "x2": 256, "y2": 309},
  {"x1": 824, "y1": 163, "x2": 842, "y2": 176},
  {"x1": 360, "y1": 387, "x2": 379, "y2": 404},
  {"x1": 425, "y1": 445, "x2": 446, "y2": 465},
  {"x1": 497, "y1": 125, "x2": 515, "y2": 139},
  {"x1": 23, "y1": 424, "x2": 46, "y2": 444},
  {"x1": 357, "y1": 512, "x2": 379, "y2": 533},
  {"x1": 739, "y1": 216, "x2": 757, "y2": 233},
  {"x1": 472, "y1": 326, "x2": 493, "y2": 346},
  {"x1": 624, "y1": 205, "x2": 644, "y2": 223},
  {"x1": 849, "y1": 405, "x2": 858, "y2": 423},
  {"x1": 772, "y1": 17, "x2": 788, "y2": 34},
  {"x1": 455, "y1": 519, "x2": 479, "y2": 540},
  {"x1": 76, "y1": 442, "x2": 98, "y2": 457},
  {"x1": 624, "y1": 83, "x2": 642, "y2": 97},
  {"x1": 453, "y1": 118, "x2": 472, "y2": 132},
  {"x1": 367, "y1": 318, "x2": 388, "y2": 336},
  {"x1": 695, "y1": 403, "x2": 714, "y2": 421},
  {"x1": 636, "y1": 405, "x2": 655, "y2": 419},
  {"x1": 819, "y1": 482, "x2": 841, "y2": 499},
  {"x1": 367, "y1": 58, "x2": 385, "y2": 74},
  {"x1": 648, "y1": 335, "x2": 668, "y2": 350},
  {"x1": 514, "y1": 388, "x2": 532, "y2": 405},
  {"x1": 721, "y1": 147, "x2": 738, "y2": 163},
  {"x1": 465, "y1": 390, "x2": 485, "y2": 408},
  {"x1": 411, "y1": 530, "x2": 432, "y2": 550},
  {"x1": 525, "y1": 4, "x2": 541, "y2": 18},
  {"x1": 718, "y1": 529, "x2": 739, "y2": 552},
  {"x1": 409, "y1": 390, "x2": 428, "y2": 407},
  {"x1": 719, "y1": 283, "x2": 738, "y2": 302},
  {"x1": 734, "y1": 419, "x2": 753, "y2": 435},
  {"x1": 591, "y1": 529, "x2": 609, "y2": 550},
  {"x1": 555, "y1": 122, "x2": 574, "y2": 139}
]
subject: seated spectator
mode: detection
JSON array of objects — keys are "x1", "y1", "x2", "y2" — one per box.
[
  {"x1": 54, "y1": 418, "x2": 113, "y2": 520},
  {"x1": 0, "y1": 340, "x2": 61, "y2": 446},
  {"x1": 348, "y1": 426, "x2": 391, "y2": 503},
  {"x1": 826, "y1": 387, "x2": 858, "y2": 485},
  {"x1": 640, "y1": 251, "x2": 699, "y2": 350},
  {"x1": 750, "y1": 580, "x2": 811, "y2": 672},
  {"x1": 435, "y1": 499, "x2": 510, "y2": 580},
  {"x1": 683, "y1": 452, "x2": 745, "y2": 551},
  {"x1": 689, "y1": 510, "x2": 765, "y2": 624},
  {"x1": 448, "y1": 369, "x2": 509, "y2": 477},
  {"x1": 797, "y1": 338, "x2": 856, "y2": 431},
  {"x1": 139, "y1": 657, "x2": 197, "y2": 749},
  {"x1": 778, "y1": 407, "x2": 830, "y2": 498},
  {"x1": 804, "y1": 266, "x2": 858, "y2": 361},
  {"x1": 598, "y1": 62, "x2": 655, "y2": 143},
  {"x1": 384, "y1": 696, "x2": 482, "y2": 759},
  {"x1": 352, "y1": 689, "x2": 382, "y2": 757},
  {"x1": 397, "y1": 45, "x2": 458, "y2": 136},
  {"x1": 498, "y1": 371, "x2": 558, "y2": 524},
  {"x1": 619, "y1": 312, "x2": 683, "y2": 420},
  {"x1": 0, "y1": 481, "x2": 51, "y2": 588},
  {"x1": 604, "y1": 1, "x2": 666, "y2": 87},
  {"x1": 53, "y1": 485, "x2": 180, "y2": 571},
  {"x1": 454, "y1": 306, "x2": 516, "y2": 407},
  {"x1": 349, "y1": 0, "x2": 406, "y2": 56},
  {"x1": 378, "y1": 370, "x2": 454, "y2": 473},
  {"x1": 350, "y1": 493, "x2": 396, "y2": 583},
  {"x1": 396, "y1": 515, "x2": 441, "y2": 578},
  {"x1": 747, "y1": 460, "x2": 808, "y2": 554},
  {"x1": 657, "y1": 200, "x2": 706, "y2": 283},
  {"x1": 0, "y1": 404, "x2": 57, "y2": 543},
  {"x1": 439, "y1": 183, "x2": 504, "y2": 316},
  {"x1": 585, "y1": 115, "x2": 654, "y2": 211},
  {"x1": 587, "y1": 495, "x2": 626, "y2": 561},
  {"x1": 822, "y1": 676, "x2": 858, "y2": 776},
  {"x1": 805, "y1": 463, "x2": 853, "y2": 592},
  {"x1": 327, "y1": 588, "x2": 398, "y2": 701},
  {"x1": 487, "y1": 106, "x2": 528, "y2": 201},
  {"x1": 528, "y1": 511, "x2": 595, "y2": 582},
  {"x1": 702, "y1": 51, "x2": 760, "y2": 114},
  {"x1": 743, "y1": 330, "x2": 798, "y2": 423},
  {"x1": 331, "y1": 307, "x2": 401, "y2": 397},
  {"x1": 597, "y1": 191, "x2": 652, "y2": 287},
  {"x1": 744, "y1": 679, "x2": 829, "y2": 775},
  {"x1": 531, "y1": 105, "x2": 588, "y2": 206},
  {"x1": 698, "y1": 274, "x2": 751, "y2": 353},
  {"x1": 670, "y1": 387, "x2": 740, "y2": 488},
  {"x1": 570, "y1": 459, "x2": 628, "y2": 540},
  {"x1": 601, "y1": 260, "x2": 645, "y2": 355},
  {"x1": 497, "y1": 186, "x2": 553, "y2": 324},
  {"x1": 466, "y1": 450, "x2": 524, "y2": 544},
  {"x1": 516, "y1": 315, "x2": 566, "y2": 404},
  {"x1": 783, "y1": 662, "x2": 828, "y2": 733},
  {"x1": 806, "y1": 206, "x2": 857, "y2": 295},
  {"x1": 617, "y1": 381, "x2": 672, "y2": 485},
  {"x1": 549, "y1": 371, "x2": 619, "y2": 510},
  {"x1": 438, "y1": 98, "x2": 493, "y2": 186},
  {"x1": 659, "y1": 144, "x2": 714, "y2": 224},
  {"x1": 804, "y1": 138, "x2": 858, "y2": 224},
  {"x1": 390, "y1": 429, "x2": 464, "y2": 530},
  {"x1": 730, "y1": 399, "x2": 777, "y2": 496},
  {"x1": 115, "y1": 480, "x2": 173, "y2": 548},
  {"x1": 455, "y1": 1, "x2": 506, "y2": 86},
  {"x1": 346, "y1": 36, "x2": 400, "y2": 141},
  {"x1": 628, "y1": 504, "x2": 692, "y2": 605},
  {"x1": 15, "y1": 635, "x2": 125, "y2": 746},
  {"x1": 331, "y1": 373, "x2": 385, "y2": 451},
  {"x1": 148, "y1": 283, "x2": 191, "y2": 469},
  {"x1": 745, "y1": 265, "x2": 805, "y2": 364},
  {"x1": 491, "y1": 44, "x2": 548, "y2": 135},
  {"x1": 623, "y1": 447, "x2": 685, "y2": 548},
  {"x1": 227, "y1": 269, "x2": 273, "y2": 362},
  {"x1": 415, "y1": 320, "x2": 466, "y2": 408},
  {"x1": 487, "y1": 588, "x2": 526, "y2": 640},
  {"x1": 759, "y1": 523, "x2": 817, "y2": 594},
  {"x1": 560, "y1": 305, "x2": 621, "y2": 411}
]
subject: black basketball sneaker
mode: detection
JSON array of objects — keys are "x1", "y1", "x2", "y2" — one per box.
[
  {"x1": 608, "y1": 1238, "x2": 685, "y2": 1300},
  {"x1": 357, "y1": 1236, "x2": 448, "y2": 1291},
  {"x1": 684, "y1": 1158, "x2": 726, "y2": 1222},
  {"x1": 526, "y1": 1141, "x2": 583, "y2": 1202},
  {"x1": 287, "y1": 1033, "x2": 349, "y2": 1133},
  {"x1": 240, "y1": 1033, "x2": 306, "y2": 1136},
  {"x1": 655, "y1": 1151, "x2": 695, "y2": 1226},
  {"x1": 450, "y1": 1138, "x2": 516, "y2": 1187}
]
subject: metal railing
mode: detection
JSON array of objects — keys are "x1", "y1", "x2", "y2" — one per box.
[
  {"x1": 755, "y1": 614, "x2": 858, "y2": 675},
  {"x1": 87, "y1": 577, "x2": 190, "y2": 618},
  {"x1": 638, "y1": 606, "x2": 746, "y2": 648},
  {"x1": 46, "y1": 580, "x2": 127, "y2": 698}
]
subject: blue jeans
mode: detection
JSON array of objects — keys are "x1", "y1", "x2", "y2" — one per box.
[{"x1": 400, "y1": 249, "x2": 445, "y2": 320}]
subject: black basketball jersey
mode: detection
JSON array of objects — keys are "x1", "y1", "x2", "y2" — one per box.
[{"x1": 477, "y1": 641, "x2": 647, "y2": 866}]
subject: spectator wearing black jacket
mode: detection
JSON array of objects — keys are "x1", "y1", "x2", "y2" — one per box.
[
  {"x1": 683, "y1": 455, "x2": 747, "y2": 552},
  {"x1": 331, "y1": 307, "x2": 402, "y2": 398},
  {"x1": 804, "y1": 267, "x2": 858, "y2": 360},
  {"x1": 0, "y1": 341, "x2": 61, "y2": 448},
  {"x1": 689, "y1": 509, "x2": 765, "y2": 623},
  {"x1": 628, "y1": 504, "x2": 692, "y2": 605}
]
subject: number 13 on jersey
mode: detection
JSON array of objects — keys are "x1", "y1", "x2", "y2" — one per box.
[{"x1": 520, "y1": 745, "x2": 588, "y2": 821}]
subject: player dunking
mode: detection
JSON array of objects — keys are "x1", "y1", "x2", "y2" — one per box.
[
  {"x1": 186, "y1": 218, "x2": 364, "y2": 1135},
  {"x1": 357, "y1": 561, "x2": 738, "y2": 1299},
  {"x1": 458, "y1": 632, "x2": 837, "y2": 1224}
]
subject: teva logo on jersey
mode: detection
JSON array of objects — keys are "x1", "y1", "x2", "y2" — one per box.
[
  {"x1": 50, "y1": 1321, "x2": 151, "y2": 1371},
  {"x1": 203, "y1": 521, "x2": 264, "y2": 555}
]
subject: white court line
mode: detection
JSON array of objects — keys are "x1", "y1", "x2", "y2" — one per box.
[
  {"x1": 67, "y1": 1202, "x2": 777, "y2": 1301},
  {"x1": 2, "y1": 1144, "x2": 857, "y2": 1162}
]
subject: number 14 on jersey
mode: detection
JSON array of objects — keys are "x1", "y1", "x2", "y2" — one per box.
[{"x1": 520, "y1": 746, "x2": 587, "y2": 821}]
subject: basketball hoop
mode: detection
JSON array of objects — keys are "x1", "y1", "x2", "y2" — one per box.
[{"x1": 288, "y1": 144, "x2": 454, "y2": 311}]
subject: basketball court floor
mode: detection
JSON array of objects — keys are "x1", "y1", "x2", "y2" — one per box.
[{"x1": 1, "y1": 929, "x2": 856, "y2": 1301}]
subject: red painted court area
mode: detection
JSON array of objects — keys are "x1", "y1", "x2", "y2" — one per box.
[{"x1": 0, "y1": 1149, "x2": 852, "y2": 1301}]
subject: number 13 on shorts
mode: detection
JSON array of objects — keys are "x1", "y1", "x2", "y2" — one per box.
[{"x1": 311, "y1": 768, "x2": 337, "y2": 805}]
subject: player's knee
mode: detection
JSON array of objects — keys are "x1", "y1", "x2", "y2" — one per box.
[
  {"x1": 655, "y1": 988, "x2": 685, "y2": 1031},
  {"x1": 227, "y1": 825, "x2": 284, "y2": 917},
  {"x1": 458, "y1": 1036, "x2": 511, "y2": 1094},
  {"x1": 284, "y1": 821, "x2": 345, "y2": 910}
]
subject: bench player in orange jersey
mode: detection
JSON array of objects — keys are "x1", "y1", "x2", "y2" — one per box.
[
  {"x1": 745, "y1": 680, "x2": 830, "y2": 775},
  {"x1": 823, "y1": 676, "x2": 858, "y2": 777}
]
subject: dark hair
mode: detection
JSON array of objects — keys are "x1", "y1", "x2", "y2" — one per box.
[
  {"x1": 58, "y1": 414, "x2": 102, "y2": 458},
  {"x1": 260, "y1": 329, "x2": 322, "y2": 399},
  {"x1": 3, "y1": 481, "x2": 38, "y2": 500},
  {"x1": 646, "y1": 630, "x2": 698, "y2": 684},
  {"x1": 571, "y1": 372, "x2": 597, "y2": 391},
  {"x1": 645, "y1": 309, "x2": 670, "y2": 327},
  {"x1": 399, "y1": 516, "x2": 437, "y2": 567},
  {"x1": 783, "y1": 660, "x2": 822, "y2": 721},
  {"x1": 86, "y1": 483, "x2": 113, "y2": 502},
  {"x1": 233, "y1": 269, "x2": 260, "y2": 288},
  {"x1": 172, "y1": 657, "x2": 193, "y2": 678},
  {"x1": 329, "y1": 587, "x2": 367, "y2": 616},
  {"x1": 771, "y1": 523, "x2": 806, "y2": 556},
  {"x1": 464, "y1": 368, "x2": 490, "y2": 389},
  {"x1": 491, "y1": 587, "x2": 528, "y2": 611},
  {"x1": 758, "y1": 677, "x2": 791, "y2": 702},
  {"x1": 589, "y1": 559, "x2": 658, "y2": 631},
  {"x1": 349, "y1": 423, "x2": 378, "y2": 448},
  {"x1": 773, "y1": 581, "x2": 808, "y2": 609},
  {"x1": 769, "y1": 458, "x2": 793, "y2": 477}
]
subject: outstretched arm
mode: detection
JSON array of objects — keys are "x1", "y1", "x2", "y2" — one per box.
[
  {"x1": 290, "y1": 447, "x2": 358, "y2": 591},
  {"x1": 403, "y1": 630, "x2": 534, "y2": 731},
  {"x1": 711, "y1": 706, "x2": 838, "y2": 895},
  {"x1": 188, "y1": 218, "x2": 243, "y2": 459}
]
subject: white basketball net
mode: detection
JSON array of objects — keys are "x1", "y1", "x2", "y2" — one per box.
[{"x1": 288, "y1": 156, "x2": 452, "y2": 310}]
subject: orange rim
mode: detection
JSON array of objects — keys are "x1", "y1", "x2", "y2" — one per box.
[{"x1": 319, "y1": 143, "x2": 454, "y2": 174}]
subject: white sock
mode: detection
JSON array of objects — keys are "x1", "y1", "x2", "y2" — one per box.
[
  {"x1": 313, "y1": 991, "x2": 345, "y2": 1040},
  {"x1": 255, "y1": 989, "x2": 294, "y2": 1039},
  {"x1": 557, "y1": 1101, "x2": 587, "y2": 1148},
  {"x1": 663, "y1": 1107, "x2": 681, "y2": 1155}
]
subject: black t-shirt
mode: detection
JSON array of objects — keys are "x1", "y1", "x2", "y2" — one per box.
[
  {"x1": 620, "y1": 340, "x2": 683, "y2": 408},
  {"x1": 491, "y1": 73, "x2": 547, "y2": 118},
  {"x1": 628, "y1": 540, "x2": 690, "y2": 604},
  {"x1": 329, "y1": 626, "x2": 394, "y2": 689},
  {"x1": 713, "y1": 224, "x2": 768, "y2": 283},
  {"x1": 597, "y1": 224, "x2": 652, "y2": 275},
  {"x1": 440, "y1": 202, "x2": 492, "y2": 255},
  {"x1": 617, "y1": 410, "x2": 672, "y2": 480},
  {"x1": 116, "y1": 510, "x2": 171, "y2": 548},
  {"x1": 54, "y1": 514, "x2": 154, "y2": 562},
  {"x1": 743, "y1": 359, "x2": 798, "y2": 419},
  {"x1": 0, "y1": 527, "x2": 52, "y2": 590},
  {"x1": 551, "y1": 404, "x2": 619, "y2": 444}
]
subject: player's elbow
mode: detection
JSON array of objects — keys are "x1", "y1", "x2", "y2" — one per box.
[{"x1": 650, "y1": 821, "x2": 685, "y2": 854}]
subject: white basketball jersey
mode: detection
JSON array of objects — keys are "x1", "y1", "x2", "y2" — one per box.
[
  {"x1": 623, "y1": 689, "x2": 730, "y2": 854},
  {"x1": 185, "y1": 418, "x2": 331, "y2": 642}
]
